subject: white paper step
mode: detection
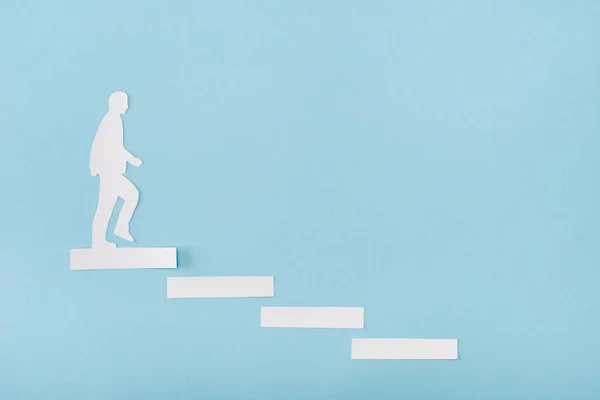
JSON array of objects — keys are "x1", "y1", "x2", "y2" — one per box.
[
  {"x1": 167, "y1": 276, "x2": 274, "y2": 298},
  {"x1": 70, "y1": 247, "x2": 177, "y2": 270},
  {"x1": 351, "y1": 338, "x2": 458, "y2": 360},
  {"x1": 261, "y1": 307, "x2": 364, "y2": 329}
]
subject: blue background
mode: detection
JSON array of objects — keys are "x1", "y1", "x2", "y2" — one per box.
[{"x1": 1, "y1": 0, "x2": 599, "y2": 399}]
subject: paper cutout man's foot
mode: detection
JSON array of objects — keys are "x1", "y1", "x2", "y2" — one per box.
[{"x1": 114, "y1": 227, "x2": 135, "y2": 242}]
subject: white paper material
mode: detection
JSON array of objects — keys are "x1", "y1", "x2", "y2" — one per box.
[
  {"x1": 90, "y1": 92, "x2": 143, "y2": 248},
  {"x1": 261, "y1": 307, "x2": 364, "y2": 329},
  {"x1": 167, "y1": 277, "x2": 274, "y2": 298},
  {"x1": 351, "y1": 338, "x2": 458, "y2": 360},
  {"x1": 70, "y1": 248, "x2": 177, "y2": 270}
]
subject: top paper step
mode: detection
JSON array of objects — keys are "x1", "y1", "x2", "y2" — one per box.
[{"x1": 70, "y1": 247, "x2": 177, "y2": 270}]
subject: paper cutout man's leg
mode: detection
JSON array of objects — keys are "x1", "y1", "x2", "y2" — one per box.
[
  {"x1": 113, "y1": 175, "x2": 139, "y2": 242},
  {"x1": 92, "y1": 176, "x2": 119, "y2": 249}
]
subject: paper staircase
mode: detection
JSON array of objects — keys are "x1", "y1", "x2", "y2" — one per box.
[{"x1": 69, "y1": 248, "x2": 457, "y2": 360}]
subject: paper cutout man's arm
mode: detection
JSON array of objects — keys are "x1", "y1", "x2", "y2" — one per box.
[
  {"x1": 115, "y1": 118, "x2": 142, "y2": 167},
  {"x1": 122, "y1": 148, "x2": 143, "y2": 168}
]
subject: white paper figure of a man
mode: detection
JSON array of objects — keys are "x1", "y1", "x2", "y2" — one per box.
[{"x1": 90, "y1": 92, "x2": 142, "y2": 249}]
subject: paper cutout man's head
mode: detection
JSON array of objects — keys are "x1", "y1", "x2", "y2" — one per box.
[{"x1": 109, "y1": 92, "x2": 128, "y2": 114}]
